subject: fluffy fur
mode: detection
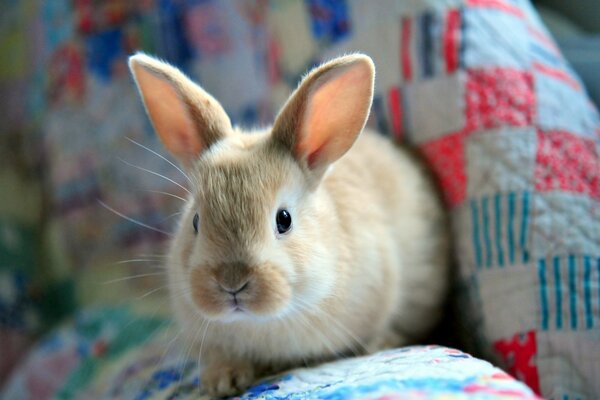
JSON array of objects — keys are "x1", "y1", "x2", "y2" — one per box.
[{"x1": 129, "y1": 53, "x2": 449, "y2": 397}]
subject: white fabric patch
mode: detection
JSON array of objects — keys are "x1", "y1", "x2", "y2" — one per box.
[
  {"x1": 530, "y1": 192, "x2": 600, "y2": 259},
  {"x1": 463, "y1": 8, "x2": 530, "y2": 69},
  {"x1": 478, "y1": 266, "x2": 538, "y2": 342},
  {"x1": 535, "y1": 71, "x2": 599, "y2": 138},
  {"x1": 406, "y1": 72, "x2": 466, "y2": 143},
  {"x1": 537, "y1": 330, "x2": 600, "y2": 399},
  {"x1": 465, "y1": 127, "x2": 537, "y2": 196}
]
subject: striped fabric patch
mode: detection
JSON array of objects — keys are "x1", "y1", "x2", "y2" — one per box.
[
  {"x1": 401, "y1": 8, "x2": 464, "y2": 82},
  {"x1": 470, "y1": 192, "x2": 531, "y2": 269},
  {"x1": 537, "y1": 255, "x2": 600, "y2": 331},
  {"x1": 533, "y1": 62, "x2": 582, "y2": 92},
  {"x1": 465, "y1": 0, "x2": 525, "y2": 18}
]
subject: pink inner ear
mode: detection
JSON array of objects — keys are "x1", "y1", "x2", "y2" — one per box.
[
  {"x1": 306, "y1": 140, "x2": 328, "y2": 169},
  {"x1": 298, "y1": 59, "x2": 374, "y2": 169},
  {"x1": 133, "y1": 63, "x2": 202, "y2": 162}
]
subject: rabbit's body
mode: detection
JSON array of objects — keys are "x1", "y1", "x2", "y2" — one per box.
[
  {"x1": 129, "y1": 53, "x2": 449, "y2": 396},
  {"x1": 167, "y1": 129, "x2": 449, "y2": 392}
]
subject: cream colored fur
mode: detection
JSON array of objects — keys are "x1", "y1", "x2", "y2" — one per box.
[{"x1": 129, "y1": 53, "x2": 449, "y2": 397}]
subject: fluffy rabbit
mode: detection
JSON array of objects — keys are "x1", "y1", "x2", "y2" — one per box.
[{"x1": 129, "y1": 53, "x2": 449, "y2": 397}]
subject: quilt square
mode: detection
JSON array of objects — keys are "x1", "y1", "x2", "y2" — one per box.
[
  {"x1": 420, "y1": 132, "x2": 467, "y2": 207},
  {"x1": 465, "y1": 68, "x2": 535, "y2": 133},
  {"x1": 536, "y1": 331, "x2": 600, "y2": 399},
  {"x1": 530, "y1": 192, "x2": 600, "y2": 259},
  {"x1": 468, "y1": 192, "x2": 533, "y2": 270},
  {"x1": 534, "y1": 70, "x2": 598, "y2": 138},
  {"x1": 479, "y1": 268, "x2": 539, "y2": 342},
  {"x1": 534, "y1": 130, "x2": 600, "y2": 199},
  {"x1": 466, "y1": 127, "x2": 537, "y2": 196},
  {"x1": 463, "y1": 7, "x2": 530, "y2": 69},
  {"x1": 405, "y1": 72, "x2": 466, "y2": 143},
  {"x1": 536, "y1": 255, "x2": 600, "y2": 332}
]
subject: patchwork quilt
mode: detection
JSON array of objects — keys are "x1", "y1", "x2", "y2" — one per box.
[
  {"x1": 2, "y1": 306, "x2": 539, "y2": 399},
  {"x1": 1, "y1": 0, "x2": 599, "y2": 398}
]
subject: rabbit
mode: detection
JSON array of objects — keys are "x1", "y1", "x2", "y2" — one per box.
[{"x1": 128, "y1": 52, "x2": 449, "y2": 397}]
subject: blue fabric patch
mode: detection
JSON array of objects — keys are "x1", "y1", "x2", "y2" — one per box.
[
  {"x1": 306, "y1": 0, "x2": 351, "y2": 44},
  {"x1": 85, "y1": 29, "x2": 124, "y2": 82}
]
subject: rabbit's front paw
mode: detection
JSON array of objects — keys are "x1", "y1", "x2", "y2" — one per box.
[{"x1": 201, "y1": 361, "x2": 256, "y2": 397}]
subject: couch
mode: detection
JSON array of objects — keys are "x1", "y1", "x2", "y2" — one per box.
[{"x1": 1, "y1": 0, "x2": 598, "y2": 398}]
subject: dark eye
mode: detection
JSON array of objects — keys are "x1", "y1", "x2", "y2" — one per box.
[
  {"x1": 276, "y1": 209, "x2": 292, "y2": 234},
  {"x1": 193, "y1": 213, "x2": 199, "y2": 234}
]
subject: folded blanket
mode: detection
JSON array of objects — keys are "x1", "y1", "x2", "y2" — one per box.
[{"x1": 2, "y1": 306, "x2": 539, "y2": 399}]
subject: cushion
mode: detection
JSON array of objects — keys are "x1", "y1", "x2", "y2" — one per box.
[
  {"x1": 1, "y1": 306, "x2": 538, "y2": 399},
  {"x1": 8, "y1": 0, "x2": 598, "y2": 398}
]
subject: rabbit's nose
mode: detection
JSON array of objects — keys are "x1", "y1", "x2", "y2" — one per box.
[
  {"x1": 219, "y1": 280, "x2": 249, "y2": 295},
  {"x1": 213, "y1": 261, "x2": 251, "y2": 294}
]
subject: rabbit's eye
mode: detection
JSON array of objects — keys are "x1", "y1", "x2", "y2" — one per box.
[
  {"x1": 193, "y1": 213, "x2": 199, "y2": 234},
  {"x1": 276, "y1": 209, "x2": 292, "y2": 234}
]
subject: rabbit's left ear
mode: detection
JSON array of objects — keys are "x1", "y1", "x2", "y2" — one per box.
[
  {"x1": 271, "y1": 54, "x2": 375, "y2": 176},
  {"x1": 128, "y1": 53, "x2": 231, "y2": 167}
]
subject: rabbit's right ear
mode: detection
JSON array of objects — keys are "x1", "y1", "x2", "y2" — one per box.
[
  {"x1": 271, "y1": 54, "x2": 374, "y2": 180},
  {"x1": 128, "y1": 53, "x2": 231, "y2": 167}
]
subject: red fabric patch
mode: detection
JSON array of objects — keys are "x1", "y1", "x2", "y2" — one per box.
[
  {"x1": 535, "y1": 130, "x2": 600, "y2": 199},
  {"x1": 494, "y1": 331, "x2": 541, "y2": 396},
  {"x1": 388, "y1": 87, "x2": 403, "y2": 140},
  {"x1": 420, "y1": 132, "x2": 466, "y2": 207},
  {"x1": 444, "y1": 9, "x2": 461, "y2": 74},
  {"x1": 465, "y1": 68, "x2": 535, "y2": 133}
]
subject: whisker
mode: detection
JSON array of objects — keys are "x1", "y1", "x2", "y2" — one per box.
[
  {"x1": 98, "y1": 200, "x2": 173, "y2": 237},
  {"x1": 197, "y1": 318, "x2": 211, "y2": 362},
  {"x1": 126, "y1": 136, "x2": 192, "y2": 185},
  {"x1": 136, "y1": 285, "x2": 169, "y2": 300},
  {"x1": 136, "y1": 253, "x2": 169, "y2": 259},
  {"x1": 157, "y1": 326, "x2": 183, "y2": 373},
  {"x1": 136, "y1": 317, "x2": 174, "y2": 353},
  {"x1": 290, "y1": 304, "x2": 341, "y2": 360},
  {"x1": 111, "y1": 289, "x2": 173, "y2": 334},
  {"x1": 279, "y1": 313, "x2": 310, "y2": 368},
  {"x1": 177, "y1": 316, "x2": 205, "y2": 390},
  {"x1": 302, "y1": 299, "x2": 363, "y2": 343},
  {"x1": 115, "y1": 258, "x2": 166, "y2": 265},
  {"x1": 143, "y1": 189, "x2": 188, "y2": 203},
  {"x1": 292, "y1": 300, "x2": 363, "y2": 358},
  {"x1": 118, "y1": 157, "x2": 191, "y2": 196},
  {"x1": 102, "y1": 272, "x2": 166, "y2": 285},
  {"x1": 161, "y1": 211, "x2": 183, "y2": 223},
  {"x1": 195, "y1": 315, "x2": 211, "y2": 395}
]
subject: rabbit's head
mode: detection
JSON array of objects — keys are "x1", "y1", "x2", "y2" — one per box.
[{"x1": 129, "y1": 53, "x2": 374, "y2": 323}]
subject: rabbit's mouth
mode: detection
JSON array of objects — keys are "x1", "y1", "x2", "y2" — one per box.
[{"x1": 228, "y1": 294, "x2": 247, "y2": 313}]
